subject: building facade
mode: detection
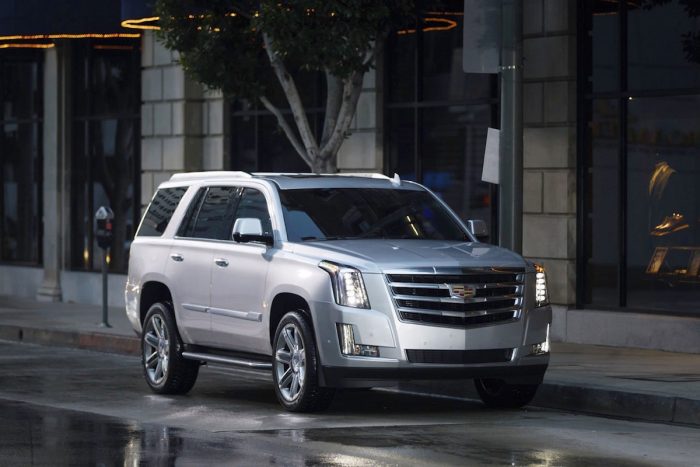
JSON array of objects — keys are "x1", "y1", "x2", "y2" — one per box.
[{"x1": 0, "y1": 0, "x2": 698, "y2": 352}]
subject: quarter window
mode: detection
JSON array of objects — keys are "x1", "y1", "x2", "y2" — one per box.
[{"x1": 137, "y1": 187, "x2": 187, "y2": 237}]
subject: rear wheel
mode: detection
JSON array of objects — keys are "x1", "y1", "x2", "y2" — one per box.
[
  {"x1": 142, "y1": 302, "x2": 199, "y2": 394},
  {"x1": 474, "y1": 378, "x2": 539, "y2": 409},
  {"x1": 272, "y1": 311, "x2": 335, "y2": 412}
]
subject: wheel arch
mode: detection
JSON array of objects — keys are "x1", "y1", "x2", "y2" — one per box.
[
  {"x1": 269, "y1": 292, "x2": 312, "y2": 345},
  {"x1": 140, "y1": 281, "x2": 173, "y2": 325}
]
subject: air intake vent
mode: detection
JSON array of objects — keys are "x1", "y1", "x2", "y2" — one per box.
[{"x1": 406, "y1": 348, "x2": 514, "y2": 364}]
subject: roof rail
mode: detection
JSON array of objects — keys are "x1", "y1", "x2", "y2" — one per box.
[
  {"x1": 336, "y1": 172, "x2": 402, "y2": 186},
  {"x1": 169, "y1": 171, "x2": 252, "y2": 182}
]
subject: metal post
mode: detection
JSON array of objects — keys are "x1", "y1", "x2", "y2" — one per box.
[
  {"x1": 498, "y1": 0, "x2": 523, "y2": 253},
  {"x1": 100, "y1": 247, "x2": 111, "y2": 328}
]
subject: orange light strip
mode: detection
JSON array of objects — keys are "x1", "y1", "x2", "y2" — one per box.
[
  {"x1": 397, "y1": 17, "x2": 457, "y2": 35},
  {"x1": 121, "y1": 17, "x2": 160, "y2": 30},
  {"x1": 0, "y1": 43, "x2": 55, "y2": 49},
  {"x1": 0, "y1": 33, "x2": 140, "y2": 41}
]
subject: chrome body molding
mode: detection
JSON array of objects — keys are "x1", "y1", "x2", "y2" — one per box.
[{"x1": 181, "y1": 303, "x2": 263, "y2": 322}]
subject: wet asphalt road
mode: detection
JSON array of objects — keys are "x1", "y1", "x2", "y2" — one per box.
[{"x1": 0, "y1": 341, "x2": 698, "y2": 466}]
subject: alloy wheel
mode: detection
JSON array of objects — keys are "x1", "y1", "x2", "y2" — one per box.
[
  {"x1": 274, "y1": 323, "x2": 306, "y2": 402},
  {"x1": 143, "y1": 314, "x2": 169, "y2": 385}
]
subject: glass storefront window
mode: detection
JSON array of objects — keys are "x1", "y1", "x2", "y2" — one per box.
[
  {"x1": 628, "y1": 1, "x2": 700, "y2": 92},
  {"x1": 626, "y1": 95, "x2": 700, "y2": 310},
  {"x1": 585, "y1": 99, "x2": 620, "y2": 306},
  {"x1": 70, "y1": 41, "x2": 140, "y2": 273},
  {"x1": 385, "y1": 2, "x2": 498, "y2": 236},
  {"x1": 591, "y1": 0, "x2": 619, "y2": 93},
  {"x1": 582, "y1": 1, "x2": 700, "y2": 314},
  {"x1": 0, "y1": 52, "x2": 43, "y2": 264},
  {"x1": 421, "y1": 106, "x2": 492, "y2": 222}
]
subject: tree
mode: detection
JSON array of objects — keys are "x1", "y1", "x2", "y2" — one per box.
[{"x1": 156, "y1": 0, "x2": 414, "y2": 173}]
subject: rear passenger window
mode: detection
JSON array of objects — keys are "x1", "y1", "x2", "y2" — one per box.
[
  {"x1": 187, "y1": 186, "x2": 239, "y2": 240},
  {"x1": 137, "y1": 187, "x2": 187, "y2": 237}
]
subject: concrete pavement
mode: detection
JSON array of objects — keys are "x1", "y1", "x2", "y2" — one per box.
[{"x1": 1, "y1": 295, "x2": 698, "y2": 427}]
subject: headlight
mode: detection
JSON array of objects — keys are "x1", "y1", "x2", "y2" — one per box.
[
  {"x1": 535, "y1": 263, "x2": 549, "y2": 307},
  {"x1": 319, "y1": 261, "x2": 370, "y2": 309}
]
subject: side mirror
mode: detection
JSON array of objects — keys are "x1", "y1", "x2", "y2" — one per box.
[
  {"x1": 466, "y1": 219, "x2": 489, "y2": 242},
  {"x1": 232, "y1": 218, "x2": 273, "y2": 246}
]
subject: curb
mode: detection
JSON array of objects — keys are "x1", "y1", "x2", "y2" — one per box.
[
  {"x1": 1, "y1": 324, "x2": 697, "y2": 428},
  {"x1": 0, "y1": 325, "x2": 140, "y2": 356},
  {"x1": 534, "y1": 383, "x2": 700, "y2": 427}
]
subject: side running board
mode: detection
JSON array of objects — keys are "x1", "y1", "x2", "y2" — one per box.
[{"x1": 182, "y1": 351, "x2": 272, "y2": 370}]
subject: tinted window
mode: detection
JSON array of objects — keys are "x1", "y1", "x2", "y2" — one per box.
[
  {"x1": 186, "y1": 186, "x2": 239, "y2": 240},
  {"x1": 233, "y1": 188, "x2": 273, "y2": 236},
  {"x1": 279, "y1": 188, "x2": 468, "y2": 242},
  {"x1": 137, "y1": 187, "x2": 187, "y2": 237}
]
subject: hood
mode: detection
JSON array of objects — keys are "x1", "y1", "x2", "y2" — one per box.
[{"x1": 289, "y1": 239, "x2": 528, "y2": 273}]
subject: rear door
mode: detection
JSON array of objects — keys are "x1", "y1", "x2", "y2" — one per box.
[{"x1": 165, "y1": 185, "x2": 240, "y2": 344}]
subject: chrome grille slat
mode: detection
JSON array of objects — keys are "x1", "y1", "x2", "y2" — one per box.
[
  {"x1": 387, "y1": 281, "x2": 522, "y2": 290},
  {"x1": 386, "y1": 269, "x2": 525, "y2": 327},
  {"x1": 392, "y1": 293, "x2": 522, "y2": 304},
  {"x1": 396, "y1": 306, "x2": 520, "y2": 317}
]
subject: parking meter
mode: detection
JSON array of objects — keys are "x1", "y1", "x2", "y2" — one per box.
[
  {"x1": 94, "y1": 206, "x2": 114, "y2": 328},
  {"x1": 95, "y1": 206, "x2": 114, "y2": 250}
]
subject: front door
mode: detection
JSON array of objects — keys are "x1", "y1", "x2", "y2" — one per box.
[{"x1": 209, "y1": 187, "x2": 273, "y2": 354}]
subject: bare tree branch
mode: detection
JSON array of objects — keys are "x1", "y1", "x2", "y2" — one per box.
[
  {"x1": 259, "y1": 96, "x2": 313, "y2": 168},
  {"x1": 321, "y1": 70, "x2": 343, "y2": 147},
  {"x1": 262, "y1": 33, "x2": 320, "y2": 161}
]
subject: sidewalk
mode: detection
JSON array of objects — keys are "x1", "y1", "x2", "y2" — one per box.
[{"x1": 1, "y1": 295, "x2": 698, "y2": 427}]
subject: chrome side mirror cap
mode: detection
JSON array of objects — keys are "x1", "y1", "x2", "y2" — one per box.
[{"x1": 232, "y1": 218, "x2": 273, "y2": 246}]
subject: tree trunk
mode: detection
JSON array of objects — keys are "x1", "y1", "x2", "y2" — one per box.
[{"x1": 312, "y1": 157, "x2": 336, "y2": 173}]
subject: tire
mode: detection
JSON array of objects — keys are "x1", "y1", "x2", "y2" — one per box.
[
  {"x1": 141, "y1": 302, "x2": 199, "y2": 395},
  {"x1": 474, "y1": 378, "x2": 539, "y2": 409},
  {"x1": 272, "y1": 311, "x2": 335, "y2": 412}
]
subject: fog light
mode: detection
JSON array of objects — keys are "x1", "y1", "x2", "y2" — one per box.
[
  {"x1": 337, "y1": 323, "x2": 379, "y2": 357},
  {"x1": 530, "y1": 324, "x2": 550, "y2": 355}
]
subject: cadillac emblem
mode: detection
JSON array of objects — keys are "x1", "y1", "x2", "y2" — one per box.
[{"x1": 448, "y1": 284, "x2": 476, "y2": 299}]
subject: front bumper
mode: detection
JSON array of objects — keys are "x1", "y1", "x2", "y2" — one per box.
[
  {"x1": 321, "y1": 360, "x2": 548, "y2": 388},
  {"x1": 311, "y1": 296, "x2": 552, "y2": 388}
]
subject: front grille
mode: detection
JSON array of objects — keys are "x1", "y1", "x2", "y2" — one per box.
[
  {"x1": 386, "y1": 269, "x2": 525, "y2": 327},
  {"x1": 406, "y1": 348, "x2": 514, "y2": 364}
]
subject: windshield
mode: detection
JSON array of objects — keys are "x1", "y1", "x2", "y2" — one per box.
[{"x1": 279, "y1": 188, "x2": 469, "y2": 242}]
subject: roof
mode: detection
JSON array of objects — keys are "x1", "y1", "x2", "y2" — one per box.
[{"x1": 168, "y1": 171, "x2": 423, "y2": 191}]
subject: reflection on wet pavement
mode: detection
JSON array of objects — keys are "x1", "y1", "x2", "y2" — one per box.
[
  {"x1": 0, "y1": 400, "x2": 657, "y2": 467},
  {"x1": 0, "y1": 342, "x2": 697, "y2": 466}
]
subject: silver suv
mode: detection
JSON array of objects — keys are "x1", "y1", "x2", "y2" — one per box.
[{"x1": 125, "y1": 172, "x2": 551, "y2": 412}]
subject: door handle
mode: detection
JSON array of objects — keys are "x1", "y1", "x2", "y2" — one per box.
[
  {"x1": 214, "y1": 258, "x2": 229, "y2": 267},
  {"x1": 170, "y1": 253, "x2": 184, "y2": 262}
]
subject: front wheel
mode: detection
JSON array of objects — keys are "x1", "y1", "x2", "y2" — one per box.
[
  {"x1": 142, "y1": 302, "x2": 199, "y2": 395},
  {"x1": 474, "y1": 378, "x2": 539, "y2": 409},
  {"x1": 272, "y1": 311, "x2": 335, "y2": 412}
]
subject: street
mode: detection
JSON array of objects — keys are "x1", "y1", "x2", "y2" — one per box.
[{"x1": 1, "y1": 342, "x2": 699, "y2": 466}]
